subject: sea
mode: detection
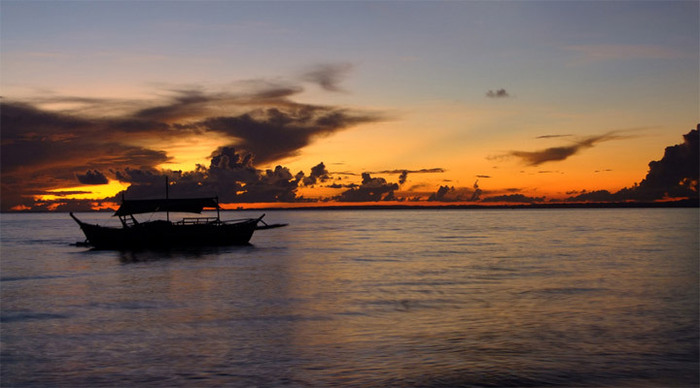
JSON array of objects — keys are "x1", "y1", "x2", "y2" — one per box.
[{"x1": 1, "y1": 208, "x2": 698, "y2": 387}]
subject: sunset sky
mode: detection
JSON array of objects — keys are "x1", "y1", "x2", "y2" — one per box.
[{"x1": 1, "y1": 1, "x2": 698, "y2": 211}]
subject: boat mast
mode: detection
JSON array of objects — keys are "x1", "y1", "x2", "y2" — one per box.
[{"x1": 165, "y1": 176, "x2": 169, "y2": 222}]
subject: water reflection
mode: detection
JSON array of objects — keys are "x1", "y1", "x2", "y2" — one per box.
[
  {"x1": 2, "y1": 209, "x2": 697, "y2": 387},
  {"x1": 114, "y1": 245, "x2": 256, "y2": 263}
]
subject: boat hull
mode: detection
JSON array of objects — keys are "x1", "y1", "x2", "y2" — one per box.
[{"x1": 71, "y1": 215, "x2": 260, "y2": 250}]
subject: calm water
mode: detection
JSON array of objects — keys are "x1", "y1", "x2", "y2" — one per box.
[{"x1": 1, "y1": 209, "x2": 698, "y2": 387}]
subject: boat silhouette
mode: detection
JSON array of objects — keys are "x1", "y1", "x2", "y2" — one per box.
[{"x1": 70, "y1": 178, "x2": 286, "y2": 249}]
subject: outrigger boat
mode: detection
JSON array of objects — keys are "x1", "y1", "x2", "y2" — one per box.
[{"x1": 70, "y1": 180, "x2": 286, "y2": 249}]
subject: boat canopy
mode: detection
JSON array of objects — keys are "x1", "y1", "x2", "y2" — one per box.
[{"x1": 114, "y1": 197, "x2": 219, "y2": 216}]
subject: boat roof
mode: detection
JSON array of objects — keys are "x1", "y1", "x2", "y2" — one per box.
[{"x1": 114, "y1": 197, "x2": 219, "y2": 216}]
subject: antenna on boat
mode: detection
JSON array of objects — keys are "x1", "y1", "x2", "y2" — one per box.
[{"x1": 165, "y1": 176, "x2": 169, "y2": 222}]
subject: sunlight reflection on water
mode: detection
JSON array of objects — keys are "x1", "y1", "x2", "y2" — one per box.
[{"x1": 1, "y1": 209, "x2": 698, "y2": 386}]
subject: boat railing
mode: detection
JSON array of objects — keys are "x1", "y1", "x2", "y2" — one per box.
[
  {"x1": 177, "y1": 217, "x2": 220, "y2": 225},
  {"x1": 220, "y1": 218, "x2": 257, "y2": 224}
]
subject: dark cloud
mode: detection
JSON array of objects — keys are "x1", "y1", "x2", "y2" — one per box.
[
  {"x1": 113, "y1": 167, "x2": 177, "y2": 200},
  {"x1": 486, "y1": 89, "x2": 510, "y2": 98},
  {"x1": 131, "y1": 85, "x2": 304, "y2": 123},
  {"x1": 111, "y1": 147, "x2": 305, "y2": 203},
  {"x1": 371, "y1": 168, "x2": 445, "y2": 174},
  {"x1": 472, "y1": 180, "x2": 483, "y2": 201},
  {"x1": 1, "y1": 66, "x2": 384, "y2": 211},
  {"x1": 238, "y1": 165, "x2": 301, "y2": 203},
  {"x1": 303, "y1": 162, "x2": 330, "y2": 186},
  {"x1": 329, "y1": 183, "x2": 357, "y2": 189},
  {"x1": 506, "y1": 131, "x2": 626, "y2": 166},
  {"x1": 428, "y1": 185, "x2": 451, "y2": 201},
  {"x1": 76, "y1": 170, "x2": 109, "y2": 185},
  {"x1": 536, "y1": 134, "x2": 572, "y2": 139},
  {"x1": 398, "y1": 171, "x2": 408, "y2": 185},
  {"x1": 364, "y1": 168, "x2": 444, "y2": 187},
  {"x1": 428, "y1": 180, "x2": 481, "y2": 202},
  {"x1": 27, "y1": 199, "x2": 116, "y2": 213},
  {"x1": 566, "y1": 189, "x2": 616, "y2": 203},
  {"x1": 336, "y1": 173, "x2": 399, "y2": 202},
  {"x1": 198, "y1": 146, "x2": 298, "y2": 203},
  {"x1": 301, "y1": 63, "x2": 354, "y2": 92},
  {"x1": 630, "y1": 126, "x2": 698, "y2": 200},
  {"x1": 40, "y1": 190, "x2": 93, "y2": 197},
  {"x1": 566, "y1": 126, "x2": 699, "y2": 202},
  {"x1": 114, "y1": 167, "x2": 163, "y2": 184},
  {"x1": 0, "y1": 101, "x2": 170, "y2": 211},
  {"x1": 201, "y1": 107, "x2": 382, "y2": 165},
  {"x1": 124, "y1": 78, "x2": 384, "y2": 166}
]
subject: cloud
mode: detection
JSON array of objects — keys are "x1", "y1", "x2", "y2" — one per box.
[
  {"x1": 241, "y1": 165, "x2": 302, "y2": 203},
  {"x1": 303, "y1": 162, "x2": 330, "y2": 186},
  {"x1": 506, "y1": 131, "x2": 626, "y2": 166},
  {"x1": 371, "y1": 168, "x2": 445, "y2": 174},
  {"x1": 301, "y1": 63, "x2": 354, "y2": 92},
  {"x1": 76, "y1": 170, "x2": 109, "y2": 185},
  {"x1": 201, "y1": 106, "x2": 381, "y2": 165},
  {"x1": 0, "y1": 65, "x2": 384, "y2": 210},
  {"x1": 639, "y1": 124, "x2": 700, "y2": 196},
  {"x1": 132, "y1": 89, "x2": 218, "y2": 122},
  {"x1": 565, "y1": 189, "x2": 616, "y2": 203},
  {"x1": 131, "y1": 85, "x2": 304, "y2": 123},
  {"x1": 486, "y1": 89, "x2": 510, "y2": 98},
  {"x1": 536, "y1": 134, "x2": 572, "y2": 139},
  {"x1": 197, "y1": 146, "x2": 301, "y2": 203},
  {"x1": 428, "y1": 180, "x2": 481, "y2": 202},
  {"x1": 335, "y1": 173, "x2": 399, "y2": 202},
  {"x1": 111, "y1": 147, "x2": 307, "y2": 204},
  {"x1": 364, "y1": 168, "x2": 444, "y2": 186},
  {"x1": 620, "y1": 126, "x2": 698, "y2": 201},
  {"x1": 0, "y1": 101, "x2": 170, "y2": 211},
  {"x1": 323, "y1": 167, "x2": 443, "y2": 189},
  {"x1": 398, "y1": 171, "x2": 408, "y2": 185},
  {"x1": 566, "y1": 126, "x2": 699, "y2": 202},
  {"x1": 27, "y1": 199, "x2": 117, "y2": 213}
]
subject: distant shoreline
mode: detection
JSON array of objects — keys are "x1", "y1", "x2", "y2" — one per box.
[
  {"x1": 3, "y1": 198, "x2": 698, "y2": 213},
  {"x1": 247, "y1": 199, "x2": 700, "y2": 211}
]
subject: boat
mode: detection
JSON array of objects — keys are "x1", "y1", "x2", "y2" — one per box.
[{"x1": 70, "y1": 182, "x2": 286, "y2": 249}]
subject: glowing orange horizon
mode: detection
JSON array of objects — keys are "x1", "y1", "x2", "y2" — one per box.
[
  {"x1": 35, "y1": 180, "x2": 130, "y2": 202},
  {"x1": 12, "y1": 195, "x2": 695, "y2": 213}
]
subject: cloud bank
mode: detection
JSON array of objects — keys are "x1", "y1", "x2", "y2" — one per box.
[
  {"x1": 0, "y1": 65, "x2": 384, "y2": 210},
  {"x1": 336, "y1": 173, "x2": 399, "y2": 202},
  {"x1": 566, "y1": 126, "x2": 698, "y2": 202},
  {"x1": 2, "y1": 68, "x2": 696, "y2": 211}
]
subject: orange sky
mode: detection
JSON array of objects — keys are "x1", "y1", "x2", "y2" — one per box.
[{"x1": 1, "y1": 1, "x2": 698, "y2": 211}]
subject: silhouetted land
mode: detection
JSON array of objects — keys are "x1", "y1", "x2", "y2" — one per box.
[
  {"x1": 10, "y1": 199, "x2": 698, "y2": 213},
  {"x1": 251, "y1": 199, "x2": 699, "y2": 211}
]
